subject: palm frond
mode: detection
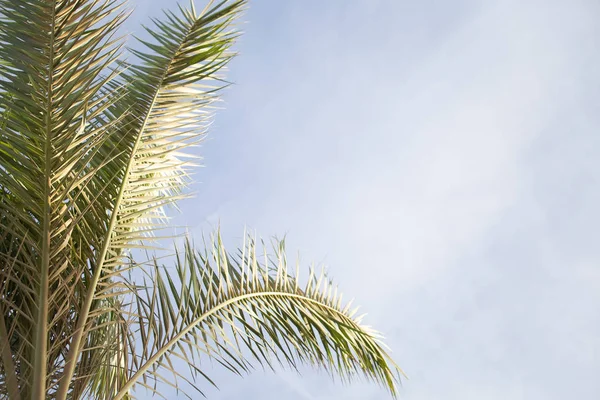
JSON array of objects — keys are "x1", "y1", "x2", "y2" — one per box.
[
  {"x1": 116, "y1": 232, "x2": 404, "y2": 399},
  {"x1": 0, "y1": 0, "x2": 127, "y2": 397},
  {"x1": 98, "y1": 0, "x2": 244, "y2": 265},
  {"x1": 58, "y1": 1, "x2": 245, "y2": 397}
]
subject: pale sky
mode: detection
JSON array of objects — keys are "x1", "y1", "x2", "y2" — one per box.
[{"x1": 126, "y1": 0, "x2": 599, "y2": 399}]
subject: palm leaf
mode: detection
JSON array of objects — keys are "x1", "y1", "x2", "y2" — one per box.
[
  {"x1": 57, "y1": 1, "x2": 245, "y2": 398},
  {"x1": 116, "y1": 232, "x2": 404, "y2": 399},
  {"x1": 0, "y1": 0, "x2": 127, "y2": 397}
]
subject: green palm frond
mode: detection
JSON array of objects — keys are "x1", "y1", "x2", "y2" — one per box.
[
  {"x1": 117, "y1": 233, "x2": 404, "y2": 399},
  {"x1": 0, "y1": 0, "x2": 127, "y2": 397},
  {"x1": 58, "y1": 1, "x2": 246, "y2": 398},
  {"x1": 99, "y1": 0, "x2": 243, "y2": 258}
]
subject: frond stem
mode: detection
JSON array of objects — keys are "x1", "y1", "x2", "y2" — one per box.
[{"x1": 32, "y1": 2, "x2": 57, "y2": 398}]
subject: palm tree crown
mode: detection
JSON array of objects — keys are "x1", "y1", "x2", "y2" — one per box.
[{"x1": 0, "y1": 0, "x2": 404, "y2": 399}]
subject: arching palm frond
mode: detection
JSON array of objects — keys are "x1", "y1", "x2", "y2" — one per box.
[{"x1": 115, "y1": 233, "x2": 405, "y2": 399}]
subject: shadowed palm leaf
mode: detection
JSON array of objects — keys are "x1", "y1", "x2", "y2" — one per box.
[{"x1": 0, "y1": 0, "x2": 404, "y2": 399}]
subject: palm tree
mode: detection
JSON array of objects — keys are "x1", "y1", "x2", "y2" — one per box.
[{"x1": 0, "y1": 0, "x2": 404, "y2": 399}]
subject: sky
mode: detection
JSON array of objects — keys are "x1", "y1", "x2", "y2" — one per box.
[{"x1": 126, "y1": 0, "x2": 599, "y2": 399}]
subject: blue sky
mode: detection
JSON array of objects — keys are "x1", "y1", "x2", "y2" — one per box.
[{"x1": 126, "y1": 0, "x2": 599, "y2": 398}]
